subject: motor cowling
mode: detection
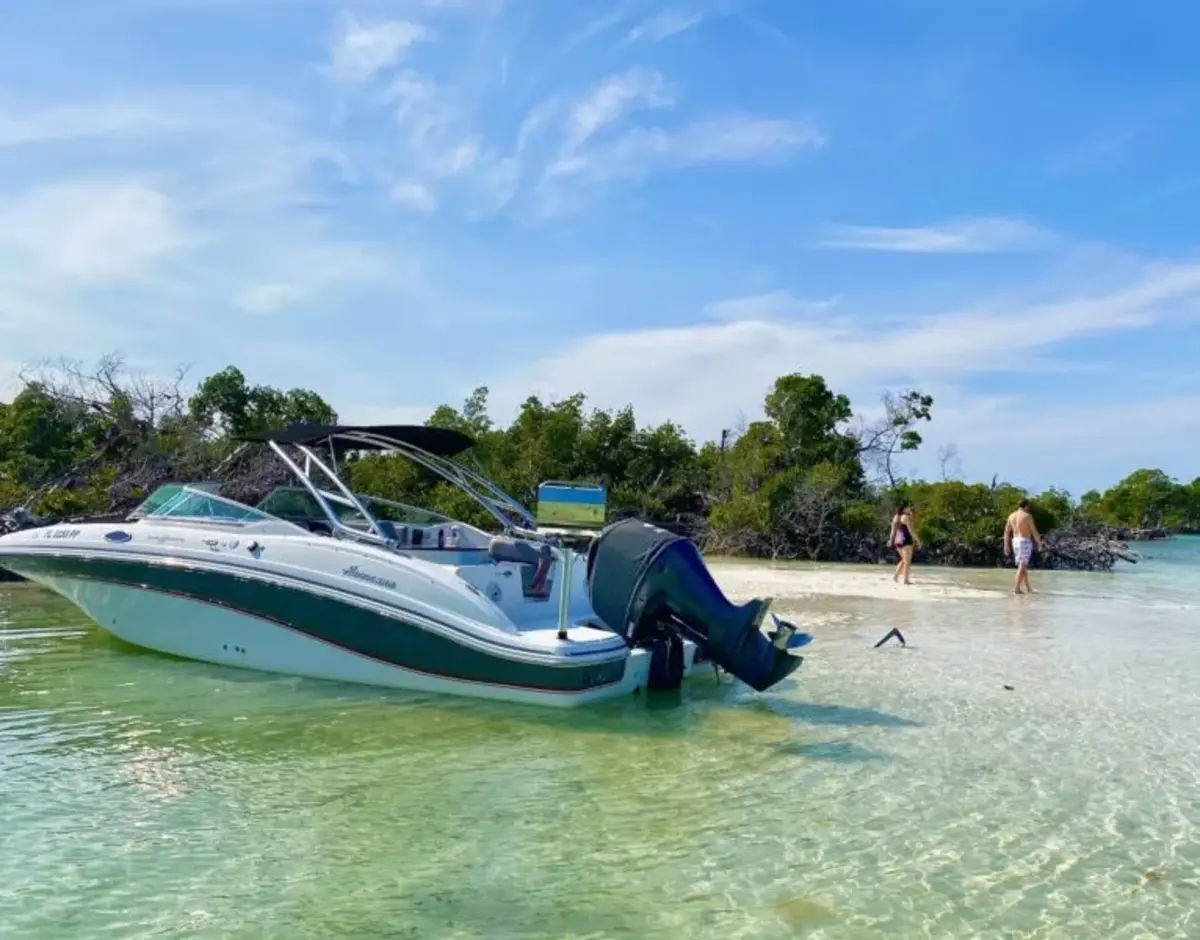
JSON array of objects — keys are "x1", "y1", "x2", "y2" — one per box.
[{"x1": 586, "y1": 518, "x2": 804, "y2": 692}]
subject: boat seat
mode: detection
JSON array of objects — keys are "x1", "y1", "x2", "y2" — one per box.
[
  {"x1": 488, "y1": 536, "x2": 549, "y2": 566},
  {"x1": 488, "y1": 537, "x2": 553, "y2": 598}
]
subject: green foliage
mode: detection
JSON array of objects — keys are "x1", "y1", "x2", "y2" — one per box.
[
  {"x1": 189, "y1": 366, "x2": 336, "y2": 437},
  {"x1": 402, "y1": 387, "x2": 705, "y2": 525},
  {"x1": 903, "y1": 480, "x2": 1014, "y2": 548},
  {"x1": 1187, "y1": 479, "x2": 1200, "y2": 529},
  {"x1": 1085, "y1": 468, "x2": 1191, "y2": 529},
  {"x1": 839, "y1": 500, "x2": 885, "y2": 536},
  {"x1": 764, "y1": 374, "x2": 861, "y2": 476},
  {"x1": 1032, "y1": 487, "x2": 1074, "y2": 531},
  {"x1": 2, "y1": 360, "x2": 1196, "y2": 563},
  {"x1": 0, "y1": 383, "x2": 103, "y2": 486}
]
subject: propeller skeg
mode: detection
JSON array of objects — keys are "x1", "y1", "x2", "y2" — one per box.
[{"x1": 768, "y1": 612, "x2": 813, "y2": 651}]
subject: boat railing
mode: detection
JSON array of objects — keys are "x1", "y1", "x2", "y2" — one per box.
[
  {"x1": 330, "y1": 430, "x2": 536, "y2": 533},
  {"x1": 234, "y1": 424, "x2": 540, "y2": 550},
  {"x1": 267, "y1": 440, "x2": 395, "y2": 549}
]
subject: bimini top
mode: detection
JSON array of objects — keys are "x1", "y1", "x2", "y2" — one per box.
[{"x1": 241, "y1": 423, "x2": 475, "y2": 458}]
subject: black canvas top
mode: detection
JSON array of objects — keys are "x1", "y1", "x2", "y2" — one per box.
[
  {"x1": 587, "y1": 517, "x2": 682, "y2": 636},
  {"x1": 240, "y1": 423, "x2": 475, "y2": 458}
]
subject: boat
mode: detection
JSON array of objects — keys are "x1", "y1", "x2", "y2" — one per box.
[{"x1": 0, "y1": 424, "x2": 809, "y2": 706}]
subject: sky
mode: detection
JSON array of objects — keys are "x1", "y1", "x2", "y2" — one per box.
[{"x1": 1, "y1": 0, "x2": 1199, "y2": 494}]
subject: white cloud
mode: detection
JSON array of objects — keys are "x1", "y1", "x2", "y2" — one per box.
[
  {"x1": 318, "y1": 18, "x2": 815, "y2": 222},
  {"x1": 515, "y1": 97, "x2": 563, "y2": 155},
  {"x1": 388, "y1": 70, "x2": 439, "y2": 119},
  {"x1": 467, "y1": 156, "x2": 520, "y2": 218},
  {"x1": 681, "y1": 116, "x2": 826, "y2": 162},
  {"x1": 391, "y1": 179, "x2": 438, "y2": 212},
  {"x1": 234, "y1": 283, "x2": 306, "y2": 314},
  {"x1": 545, "y1": 115, "x2": 825, "y2": 187},
  {"x1": 328, "y1": 14, "x2": 428, "y2": 83},
  {"x1": 0, "y1": 180, "x2": 183, "y2": 283},
  {"x1": 627, "y1": 9, "x2": 704, "y2": 43},
  {"x1": 819, "y1": 218, "x2": 1056, "y2": 253},
  {"x1": 705, "y1": 291, "x2": 839, "y2": 321},
  {"x1": 914, "y1": 388, "x2": 1200, "y2": 490},
  {"x1": 0, "y1": 99, "x2": 182, "y2": 147},
  {"x1": 386, "y1": 71, "x2": 480, "y2": 178},
  {"x1": 564, "y1": 68, "x2": 674, "y2": 152},
  {"x1": 561, "y1": 8, "x2": 631, "y2": 54},
  {"x1": 485, "y1": 261, "x2": 1200, "y2": 443},
  {"x1": 534, "y1": 115, "x2": 823, "y2": 219},
  {"x1": 224, "y1": 237, "x2": 406, "y2": 318},
  {"x1": 0, "y1": 88, "x2": 353, "y2": 220},
  {"x1": 378, "y1": 70, "x2": 520, "y2": 216},
  {"x1": 0, "y1": 275, "x2": 82, "y2": 342}
]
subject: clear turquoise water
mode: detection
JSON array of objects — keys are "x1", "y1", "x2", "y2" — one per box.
[{"x1": 2, "y1": 540, "x2": 1199, "y2": 938}]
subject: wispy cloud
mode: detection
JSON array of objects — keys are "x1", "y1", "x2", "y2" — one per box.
[
  {"x1": 0, "y1": 180, "x2": 183, "y2": 283},
  {"x1": 0, "y1": 81, "x2": 413, "y2": 373},
  {"x1": 546, "y1": 115, "x2": 825, "y2": 186},
  {"x1": 234, "y1": 283, "x2": 305, "y2": 315},
  {"x1": 917, "y1": 388, "x2": 1200, "y2": 488},
  {"x1": 819, "y1": 218, "x2": 1055, "y2": 253},
  {"x1": 627, "y1": 9, "x2": 704, "y2": 43},
  {"x1": 379, "y1": 68, "x2": 518, "y2": 215},
  {"x1": 385, "y1": 74, "x2": 479, "y2": 177},
  {"x1": 486, "y1": 260, "x2": 1200, "y2": 444},
  {"x1": 560, "y1": 6, "x2": 632, "y2": 54},
  {"x1": 515, "y1": 96, "x2": 563, "y2": 155},
  {"x1": 227, "y1": 238, "x2": 400, "y2": 316},
  {"x1": 706, "y1": 291, "x2": 839, "y2": 322},
  {"x1": 0, "y1": 99, "x2": 181, "y2": 147},
  {"x1": 533, "y1": 114, "x2": 823, "y2": 219},
  {"x1": 309, "y1": 9, "x2": 815, "y2": 223},
  {"x1": 564, "y1": 68, "x2": 674, "y2": 152},
  {"x1": 327, "y1": 14, "x2": 428, "y2": 83},
  {"x1": 390, "y1": 179, "x2": 438, "y2": 212}
]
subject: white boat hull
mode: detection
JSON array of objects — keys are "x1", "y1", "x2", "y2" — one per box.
[{"x1": 37, "y1": 572, "x2": 679, "y2": 707}]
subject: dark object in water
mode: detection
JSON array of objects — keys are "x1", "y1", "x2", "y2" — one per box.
[
  {"x1": 586, "y1": 518, "x2": 805, "y2": 692},
  {"x1": 768, "y1": 613, "x2": 812, "y2": 654},
  {"x1": 874, "y1": 627, "x2": 906, "y2": 648},
  {"x1": 1003, "y1": 684, "x2": 1015, "y2": 691}
]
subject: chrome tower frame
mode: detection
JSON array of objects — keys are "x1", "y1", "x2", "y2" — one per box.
[{"x1": 243, "y1": 427, "x2": 538, "y2": 549}]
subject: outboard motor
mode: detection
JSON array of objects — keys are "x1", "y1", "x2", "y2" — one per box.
[{"x1": 586, "y1": 518, "x2": 806, "y2": 692}]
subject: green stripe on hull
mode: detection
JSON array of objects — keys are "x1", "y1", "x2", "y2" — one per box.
[{"x1": 8, "y1": 554, "x2": 627, "y2": 693}]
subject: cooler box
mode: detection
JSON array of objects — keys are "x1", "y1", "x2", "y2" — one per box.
[{"x1": 536, "y1": 481, "x2": 607, "y2": 529}]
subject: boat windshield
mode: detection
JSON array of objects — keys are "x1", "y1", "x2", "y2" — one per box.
[
  {"x1": 129, "y1": 483, "x2": 278, "y2": 525},
  {"x1": 256, "y1": 486, "x2": 451, "y2": 529}
]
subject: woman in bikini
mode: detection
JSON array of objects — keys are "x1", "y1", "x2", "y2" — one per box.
[{"x1": 889, "y1": 504, "x2": 920, "y2": 584}]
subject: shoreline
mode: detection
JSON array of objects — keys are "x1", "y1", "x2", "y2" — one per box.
[{"x1": 706, "y1": 557, "x2": 1032, "y2": 605}]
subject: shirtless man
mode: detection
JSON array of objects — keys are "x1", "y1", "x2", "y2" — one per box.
[{"x1": 1003, "y1": 498, "x2": 1043, "y2": 594}]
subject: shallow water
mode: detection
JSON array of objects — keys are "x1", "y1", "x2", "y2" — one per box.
[{"x1": 2, "y1": 539, "x2": 1199, "y2": 938}]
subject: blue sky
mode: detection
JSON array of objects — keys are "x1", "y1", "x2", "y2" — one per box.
[{"x1": 1, "y1": 0, "x2": 1199, "y2": 493}]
